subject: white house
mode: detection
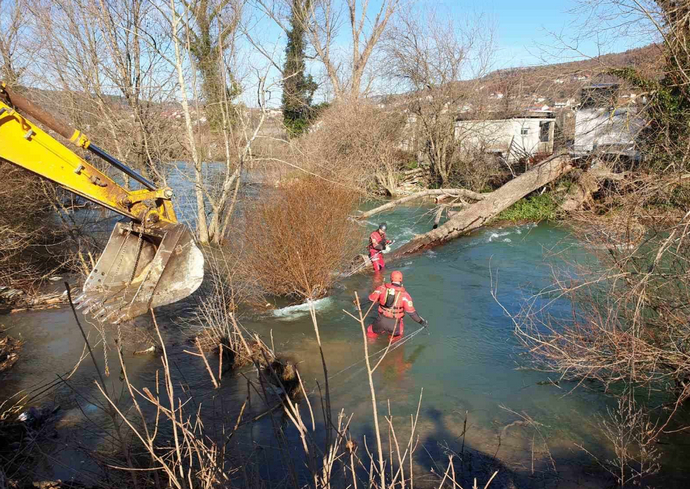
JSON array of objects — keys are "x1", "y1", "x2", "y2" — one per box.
[
  {"x1": 454, "y1": 115, "x2": 556, "y2": 163},
  {"x1": 572, "y1": 107, "x2": 645, "y2": 158},
  {"x1": 572, "y1": 85, "x2": 646, "y2": 159}
]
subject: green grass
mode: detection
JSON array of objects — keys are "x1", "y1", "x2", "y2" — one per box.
[{"x1": 496, "y1": 192, "x2": 559, "y2": 223}]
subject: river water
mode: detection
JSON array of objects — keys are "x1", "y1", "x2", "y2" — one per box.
[{"x1": 2, "y1": 177, "x2": 689, "y2": 487}]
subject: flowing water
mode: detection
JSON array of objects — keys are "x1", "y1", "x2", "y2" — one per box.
[{"x1": 2, "y1": 180, "x2": 690, "y2": 487}]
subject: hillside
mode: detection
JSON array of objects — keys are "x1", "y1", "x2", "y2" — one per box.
[{"x1": 377, "y1": 44, "x2": 662, "y2": 115}]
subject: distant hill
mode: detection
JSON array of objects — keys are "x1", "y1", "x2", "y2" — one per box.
[
  {"x1": 377, "y1": 44, "x2": 663, "y2": 115},
  {"x1": 477, "y1": 44, "x2": 661, "y2": 99}
]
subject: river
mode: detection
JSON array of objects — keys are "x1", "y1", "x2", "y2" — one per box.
[{"x1": 1, "y1": 177, "x2": 689, "y2": 487}]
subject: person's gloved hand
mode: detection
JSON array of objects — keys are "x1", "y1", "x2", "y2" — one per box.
[{"x1": 420, "y1": 317, "x2": 429, "y2": 328}]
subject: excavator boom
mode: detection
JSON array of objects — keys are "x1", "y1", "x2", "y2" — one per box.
[{"x1": 0, "y1": 83, "x2": 204, "y2": 323}]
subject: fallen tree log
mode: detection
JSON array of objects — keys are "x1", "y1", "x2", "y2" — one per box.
[
  {"x1": 388, "y1": 154, "x2": 573, "y2": 259},
  {"x1": 357, "y1": 188, "x2": 485, "y2": 220},
  {"x1": 561, "y1": 163, "x2": 628, "y2": 212}
]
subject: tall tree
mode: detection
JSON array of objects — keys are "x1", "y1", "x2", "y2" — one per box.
[
  {"x1": 0, "y1": 0, "x2": 30, "y2": 86},
  {"x1": 304, "y1": 0, "x2": 401, "y2": 99},
  {"x1": 282, "y1": 0, "x2": 317, "y2": 136},
  {"x1": 168, "y1": 0, "x2": 268, "y2": 245},
  {"x1": 183, "y1": 0, "x2": 243, "y2": 131}
]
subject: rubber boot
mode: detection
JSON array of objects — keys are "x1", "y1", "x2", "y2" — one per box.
[{"x1": 367, "y1": 324, "x2": 379, "y2": 338}]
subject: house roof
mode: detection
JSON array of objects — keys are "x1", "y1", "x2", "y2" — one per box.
[{"x1": 455, "y1": 110, "x2": 555, "y2": 122}]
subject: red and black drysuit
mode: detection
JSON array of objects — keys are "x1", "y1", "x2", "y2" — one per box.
[
  {"x1": 366, "y1": 283, "x2": 425, "y2": 339},
  {"x1": 368, "y1": 230, "x2": 391, "y2": 272}
]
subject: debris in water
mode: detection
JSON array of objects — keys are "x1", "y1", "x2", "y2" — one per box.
[
  {"x1": 0, "y1": 334, "x2": 22, "y2": 373},
  {"x1": 133, "y1": 345, "x2": 159, "y2": 355},
  {"x1": 17, "y1": 405, "x2": 61, "y2": 429}
]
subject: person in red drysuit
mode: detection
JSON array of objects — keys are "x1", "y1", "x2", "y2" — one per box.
[
  {"x1": 368, "y1": 223, "x2": 393, "y2": 272},
  {"x1": 366, "y1": 270, "x2": 428, "y2": 340}
]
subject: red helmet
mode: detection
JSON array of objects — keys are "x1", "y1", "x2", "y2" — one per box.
[{"x1": 391, "y1": 271, "x2": 403, "y2": 283}]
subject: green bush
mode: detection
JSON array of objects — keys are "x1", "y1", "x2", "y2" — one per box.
[{"x1": 496, "y1": 192, "x2": 559, "y2": 223}]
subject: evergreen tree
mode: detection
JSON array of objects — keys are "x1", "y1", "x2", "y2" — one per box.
[{"x1": 282, "y1": 0, "x2": 317, "y2": 137}]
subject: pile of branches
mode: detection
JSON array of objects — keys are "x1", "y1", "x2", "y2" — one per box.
[{"x1": 0, "y1": 162, "x2": 97, "y2": 292}]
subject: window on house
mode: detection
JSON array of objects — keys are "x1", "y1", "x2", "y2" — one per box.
[{"x1": 520, "y1": 127, "x2": 529, "y2": 136}]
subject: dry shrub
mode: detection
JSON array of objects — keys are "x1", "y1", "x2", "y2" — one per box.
[
  {"x1": 451, "y1": 150, "x2": 510, "y2": 192},
  {"x1": 595, "y1": 394, "x2": 661, "y2": 486},
  {"x1": 192, "y1": 255, "x2": 277, "y2": 368},
  {"x1": 242, "y1": 177, "x2": 364, "y2": 299},
  {"x1": 506, "y1": 170, "x2": 690, "y2": 466},
  {"x1": 0, "y1": 163, "x2": 56, "y2": 289},
  {"x1": 296, "y1": 102, "x2": 409, "y2": 193},
  {"x1": 0, "y1": 162, "x2": 99, "y2": 294}
]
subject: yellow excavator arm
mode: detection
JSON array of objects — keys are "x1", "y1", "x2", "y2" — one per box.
[
  {"x1": 0, "y1": 84, "x2": 175, "y2": 225},
  {"x1": 0, "y1": 83, "x2": 204, "y2": 324}
]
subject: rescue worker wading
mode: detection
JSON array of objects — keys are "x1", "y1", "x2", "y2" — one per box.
[
  {"x1": 366, "y1": 271, "x2": 428, "y2": 340},
  {"x1": 368, "y1": 223, "x2": 393, "y2": 272}
]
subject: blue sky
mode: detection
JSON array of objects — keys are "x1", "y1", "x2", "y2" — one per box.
[
  {"x1": 243, "y1": 0, "x2": 654, "y2": 105},
  {"x1": 423, "y1": 0, "x2": 650, "y2": 69}
]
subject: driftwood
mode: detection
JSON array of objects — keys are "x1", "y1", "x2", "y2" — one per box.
[
  {"x1": 561, "y1": 163, "x2": 628, "y2": 212},
  {"x1": 358, "y1": 188, "x2": 485, "y2": 220},
  {"x1": 388, "y1": 153, "x2": 573, "y2": 259},
  {"x1": 133, "y1": 345, "x2": 158, "y2": 355},
  {"x1": 0, "y1": 335, "x2": 22, "y2": 373},
  {"x1": 433, "y1": 206, "x2": 444, "y2": 228},
  {"x1": 6, "y1": 291, "x2": 67, "y2": 313}
]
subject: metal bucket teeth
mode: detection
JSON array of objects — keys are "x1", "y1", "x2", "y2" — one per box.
[{"x1": 77, "y1": 221, "x2": 204, "y2": 324}]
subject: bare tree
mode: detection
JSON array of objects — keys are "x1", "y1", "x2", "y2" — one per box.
[
  {"x1": 167, "y1": 0, "x2": 273, "y2": 245},
  {"x1": 302, "y1": 0, "x2": 401, "y2": 99},
  {"x1": 0, "y1": 0, "x2": 31, "y2": 85},
  {"x1": 384, "y1": 8, "x2": 495, "y2": 185},
  {"x1": 30, "y1": 0, "x2": 177, "y2": 184}
]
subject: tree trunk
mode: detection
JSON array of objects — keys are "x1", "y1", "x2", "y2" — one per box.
[
  {"x1": 388, "y1": 154, "x2": 573, "y2": 259},
  {"x1": 169, "y1": 0, "x2": 209, "y2": 244},
  {"x1": 357, "y1": 188, "x2": 485, "y2": 219},
  {"x1": 561, "y1": 163, "x2": 627, "y2": 213}
]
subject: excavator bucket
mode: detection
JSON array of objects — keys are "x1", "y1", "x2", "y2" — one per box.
[{"x1": 74, "y1": 221, "x2": 204, "y2": 324}]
